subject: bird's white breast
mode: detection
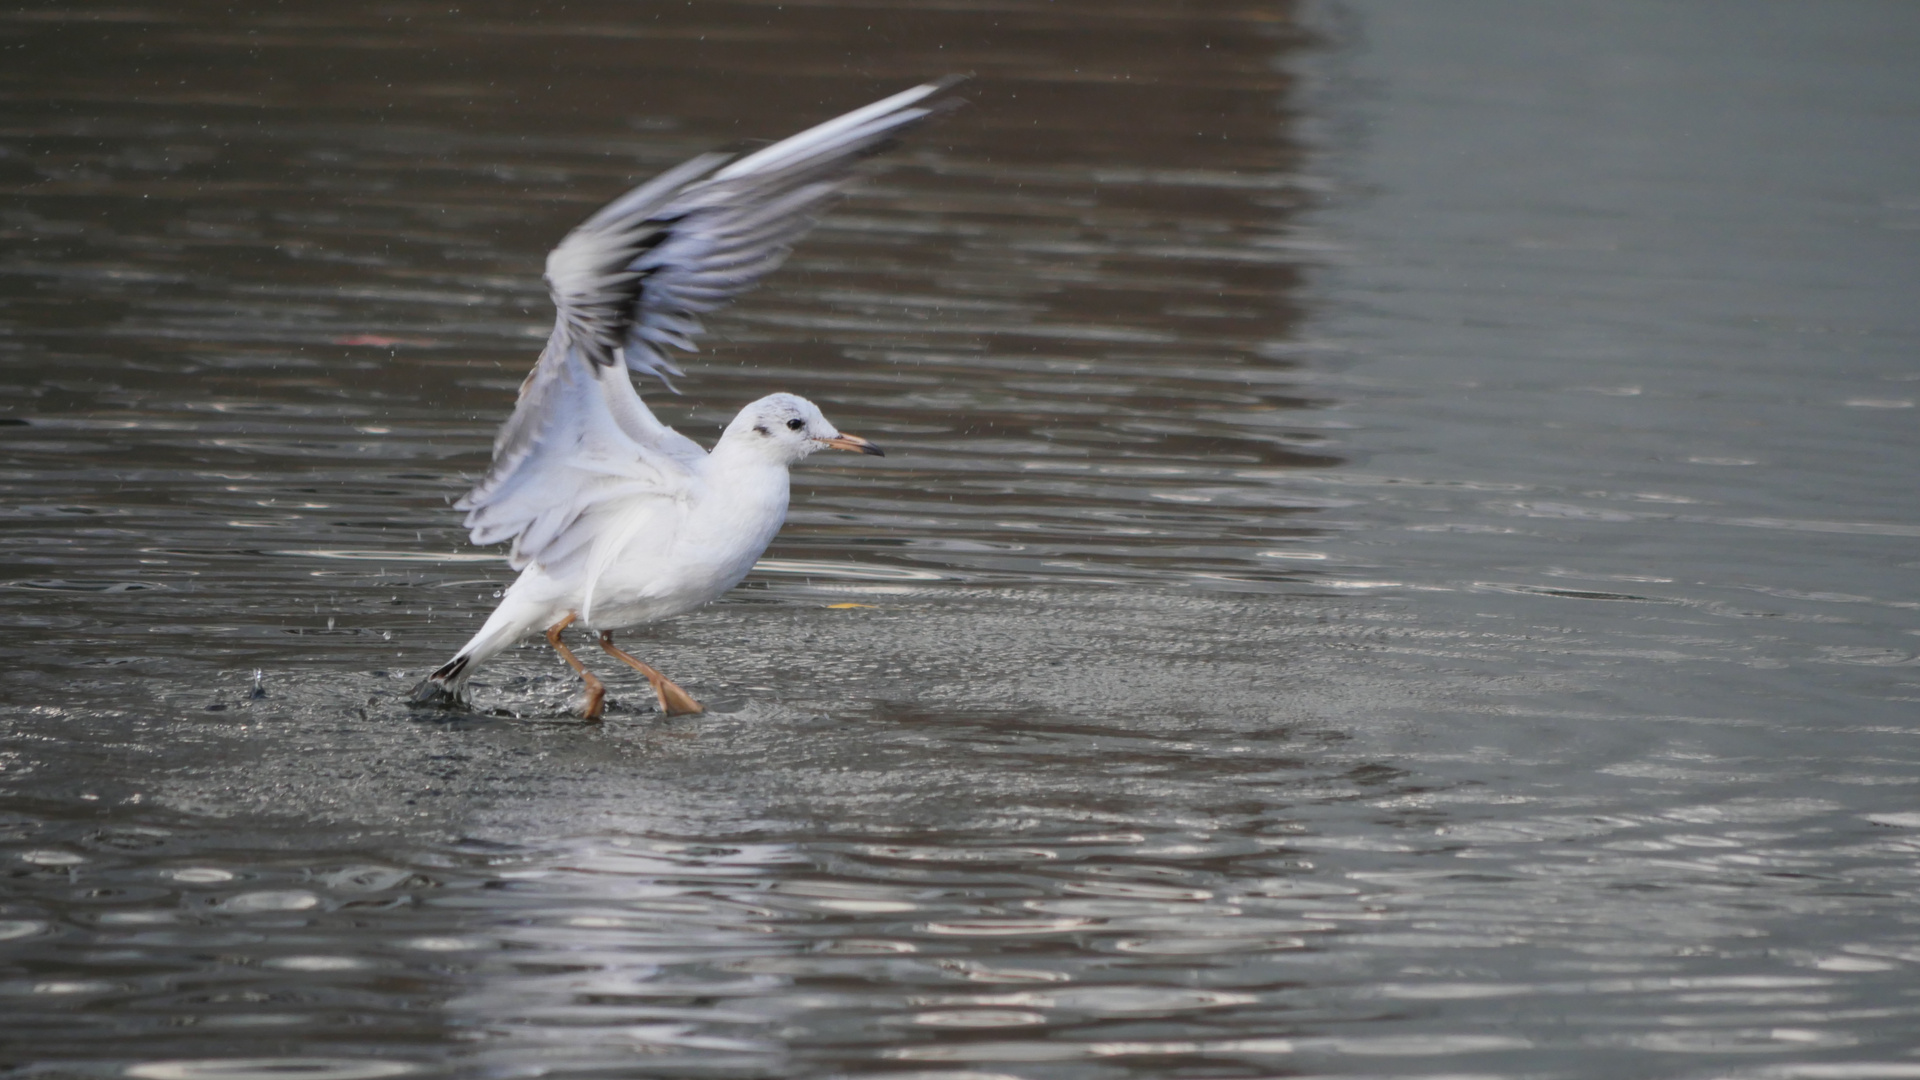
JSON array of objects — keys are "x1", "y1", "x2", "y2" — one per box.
[{"x1": 577, "y1": 457, "x2": 791, "y2": 629}]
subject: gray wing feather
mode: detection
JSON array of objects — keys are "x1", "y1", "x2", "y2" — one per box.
[{"x1": 543, "y1": 76, "x2": 966, "y2": 386}]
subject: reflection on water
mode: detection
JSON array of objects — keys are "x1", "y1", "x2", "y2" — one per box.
[{"x1": 5, "y1": 0, "x2": 1920, "y2": 1077}]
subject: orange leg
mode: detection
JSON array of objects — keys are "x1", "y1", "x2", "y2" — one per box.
[
  {"x1": 545, "y1": 613, "x2": 606, "y2": 721},
  {"x1": 599, "y1": 631, "x2": 705, "y2": 716}
]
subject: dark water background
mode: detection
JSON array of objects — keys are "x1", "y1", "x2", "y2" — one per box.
[{"x1": 3, "y1": 1, "x2": 1918, "y2": 1077}]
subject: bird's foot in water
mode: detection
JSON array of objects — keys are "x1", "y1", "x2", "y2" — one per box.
[
  {"x1": 569, "y1": 682, "x2": 607, "y2": 721},
  {"x1": 597, "y1": 631, "x2": 704, "y2": 716},
  {"x1": 649, "y1": 674, "x2": 704, "y2": 717}
]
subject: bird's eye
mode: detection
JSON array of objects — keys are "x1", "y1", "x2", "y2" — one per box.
[{"x1": 786, "y1": 418, "x2": 805, "y2": 431}]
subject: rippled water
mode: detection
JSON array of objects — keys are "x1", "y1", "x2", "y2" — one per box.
[{"x1": 4, "y1": 1, "x2": 1920, "y2": 1077}]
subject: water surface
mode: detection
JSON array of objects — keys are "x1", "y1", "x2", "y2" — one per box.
[{"x1": 3, "y1": 1, "x2": 1919, "y2": 1077}]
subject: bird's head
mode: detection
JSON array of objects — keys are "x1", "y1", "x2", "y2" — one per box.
[{"x1": 723, "y1": 392, "x2": 884, "y2": 465}]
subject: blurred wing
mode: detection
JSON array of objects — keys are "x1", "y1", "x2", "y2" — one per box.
[
  {"x1": 455, "y1": 334, "x2": 692, "y2": 571},
  {"x1": 543, "y1": 75, "x2": 966, "y2": 388}
]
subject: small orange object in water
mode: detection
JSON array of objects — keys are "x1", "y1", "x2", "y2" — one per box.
[{"x1": 825, "y1": 603, "x2": 876, "y2": 609}]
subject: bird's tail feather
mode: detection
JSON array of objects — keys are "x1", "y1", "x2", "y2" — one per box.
[
  {"x1": 408, "y1": 594, "x2": 554, "y2": 708},
  {"x1": 408, "y1": 653, "x2": 473, "y2": 708}
]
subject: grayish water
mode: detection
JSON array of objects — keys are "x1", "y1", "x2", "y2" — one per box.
[{"x1": 3, "y1": 1, "x2": 1918, "y2": 1077}]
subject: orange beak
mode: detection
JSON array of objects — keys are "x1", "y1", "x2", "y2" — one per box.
[{"x1": 822, "y1": 433, "x2": 884, "y2": 457}]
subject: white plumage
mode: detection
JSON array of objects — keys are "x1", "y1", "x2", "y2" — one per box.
[{"x1": 410, "y1": 79, "x2": 962, "y2": 719}]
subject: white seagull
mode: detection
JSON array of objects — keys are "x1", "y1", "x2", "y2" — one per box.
[{"x1": 409, "y1": 78, "x2": 964, "y2": 720}]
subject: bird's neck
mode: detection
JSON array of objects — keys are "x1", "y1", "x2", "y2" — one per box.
[
  {"x1": 697, "y1": 435, "x2": 793, "y2": 538},
  {"x1": 705, "y1": 428, "x2": 797, "y2": 475}
]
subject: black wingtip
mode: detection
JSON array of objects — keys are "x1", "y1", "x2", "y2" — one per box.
[
  {"x1": 408, "y1": 655, "x2": 472, "y2": 709},
  {"x1": 408, "y1": 679, "x2": 461, "y2": 708}
]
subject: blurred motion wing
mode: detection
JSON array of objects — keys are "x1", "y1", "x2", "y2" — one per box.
[
  {"x1": 545, "y1": 75, "x2": 966, "y2": 388},
  {"x1": 455, "y1": 338, "x2": 691, "y2": 571}
]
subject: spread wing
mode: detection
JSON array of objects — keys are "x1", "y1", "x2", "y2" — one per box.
[
  {"x1": 456, "y1": 331, "x2": 691, "y2": 573},
  {"x1": 452, "y1": 78, "x2": 965, "y2": 572}
]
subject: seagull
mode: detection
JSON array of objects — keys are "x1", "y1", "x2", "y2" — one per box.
[{"x1": 408, "y1": 78, "x2": 964, "y2": 720}]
